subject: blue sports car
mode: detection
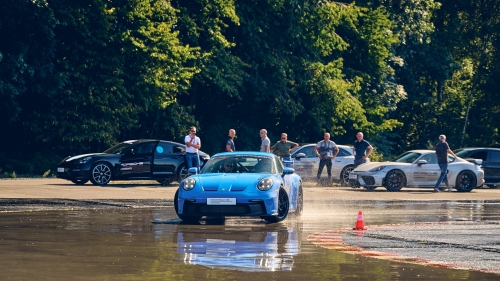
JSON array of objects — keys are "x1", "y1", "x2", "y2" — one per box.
[{"x1": 174, "y1": 152, "x2": 303, "y2": 223}]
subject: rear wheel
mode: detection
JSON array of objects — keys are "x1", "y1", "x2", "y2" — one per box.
[
  {"x1": 174, "y1": 189, "x2": 202, "y2": 221},
  {"x1": 384, "y1": 170, "x2": 406, "y2": 191},
  {"x1": 263, "y1": 188, "x2": 290, "y2": 223},
  {"x1": 89, "y1": 163, "x2": 112, "y2": 185},
  {"x1": 340, "y1": 165, "x2": 355, "y2": 186},
  {"x1": 71, "y1": 179, "x2": 89, "y2": 185},
  {"x1": 455, "y1": 171, "x2": 476, "y2": 192}
]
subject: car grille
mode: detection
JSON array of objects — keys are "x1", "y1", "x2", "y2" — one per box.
[
  {"x1": 484, "y1": 167, "x2": 500, "y2": 176},
  {"x1": 183, "y1": 201, "x2": 266, "y2": 216},
  {"x1": 361, "y1": 176, "x2": 375, "y2": 186},
  {"x1": 197, "y1": 205, "x2": 250, "y2": 214}
]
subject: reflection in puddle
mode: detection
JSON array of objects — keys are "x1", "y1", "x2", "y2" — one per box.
[{"x1": 176, "y1": 221, "x2": 300, "y2": 272}]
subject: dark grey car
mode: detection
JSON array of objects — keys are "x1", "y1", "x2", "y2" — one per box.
[{"x1": 455, "y1": 147, "x2": 500, "y2": 188}]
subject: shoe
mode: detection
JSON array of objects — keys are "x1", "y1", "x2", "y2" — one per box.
[
  {"x1": 434, "y1": 188, "x2": 441, "y2": 192},
  {"x1": 448, "y1": 187, "x2": 453, "y2": 192}
]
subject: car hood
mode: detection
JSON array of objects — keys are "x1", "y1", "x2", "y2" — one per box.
[
  {"x1": 64, "y1": 153, "x2": 105, "y2": 162},
  {"x1": 194, "y1": 173, "x2": 268, "y2": 191},
  {"x1": 352, "y1": 161, "x2": 401, "y2": 172}
]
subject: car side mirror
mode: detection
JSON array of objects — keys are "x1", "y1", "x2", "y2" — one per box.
[
  {"x1": 188, "y1": 167, "x2": 198, "y2": 174},
  {"x1": 295, "y1": 153, "x2": 306, "y2": 159},
  {"x1": 282, "y1": 167, "x2": 295, "y2": 175},
  {"x1": 417, "y1": 160, "x2": 427, "y2": 166}
]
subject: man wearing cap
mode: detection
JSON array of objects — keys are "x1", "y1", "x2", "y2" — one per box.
[{"x1": 434, "y1": 134, "x2": 458, "y2": 192}]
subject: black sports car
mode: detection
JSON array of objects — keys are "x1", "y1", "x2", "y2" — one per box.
[{"x1": 56, "y1": 139, "x2": 210, "y2": 185}]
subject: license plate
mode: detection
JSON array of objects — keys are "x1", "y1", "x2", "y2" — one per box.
[
  {"x1": 348, "y1": 173, "x2": 357, "y2": 179},
  {"x1": 207, "y1": 198, "x2": 236, "y2": 205},
  {"x1": 57, "y1": 167, "x2": 65, "y2": 173}
]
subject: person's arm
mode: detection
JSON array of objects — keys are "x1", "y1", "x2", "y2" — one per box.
[
  {"x1": 192, "y1": 138, "x2": 201, "y2": 150},
  {"x1": 364, "y1": 145, "x2": 373, "y2": 159},
  {"x1": 314, "y1": 145, "x2": 321, "y2": 159},
  {"x1": 226, "y1": 143, "x2": 233, "y2": 152},
  {"x1": 447, "y1": 148, "x2": 457, "y2": 158},
  {"x1": 185, "y1": 136, "x2": 192, "y2": 147},
  {"x1": 270, "y1": 142, "x2": 277, "y2": 154},
  {"x1": 290, "y1": 142, "x2": 299, "y2": 153},
  {"x1": 332, "y1": 146, "x2": 339, "y2": 158}
]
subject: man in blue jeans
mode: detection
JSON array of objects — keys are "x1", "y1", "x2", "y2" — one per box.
[
  {"x1": 185, "y1": 126, "x2": 201, "y2": 171},
  {"x1": 434, "y1": 134, "x2": 458, "y2": 192}
]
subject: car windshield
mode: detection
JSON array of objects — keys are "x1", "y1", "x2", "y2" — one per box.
[
  {"x1": 391, "y1": 152, "x2": 422, "y2": 163},
  {"x1": 201, "y1": 155, "x2": 275, "y2": 174},
  {"x1": 454, "y1": 149, "x2": 469, "y2": 158},
  {"x1": 103, "y1": 141, "x2": 138, "y2": 154}
]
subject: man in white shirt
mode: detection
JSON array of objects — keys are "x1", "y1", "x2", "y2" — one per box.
[
  {"x1": 260, "y1": 129, "x2": 270, "y2": 152},
  {"x1": 184, "y1": 126, "x2": 201, "y2": 170}
]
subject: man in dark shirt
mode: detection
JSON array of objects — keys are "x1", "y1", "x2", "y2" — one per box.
[
  {"x1": 352, "y1": 132, "x2": 373, "y2": 167},
  {"x1": 271, "y1": 133, "x2": 299, "y2": 160},
  {"x1": 225, "y1": 129, "x2": 236, "y2": 152},
  {"x1": 434, "y1": 134, "x2": 458, "y2": 192}
]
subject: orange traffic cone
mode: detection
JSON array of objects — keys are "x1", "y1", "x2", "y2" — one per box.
[{"x1": 353, "y1": 210, "x2": 367, "y2": 230}]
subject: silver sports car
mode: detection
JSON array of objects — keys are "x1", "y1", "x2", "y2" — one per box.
[{"x1": 348, "y1": 150, "x2": 484, "y2": 192}]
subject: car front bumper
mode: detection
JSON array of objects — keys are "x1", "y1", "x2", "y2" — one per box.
[{"x1": 349, "y1": 171, "x2": 385, "y2": 187}]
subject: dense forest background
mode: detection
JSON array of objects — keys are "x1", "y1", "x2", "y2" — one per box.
[{"x1": 1, "y1": 0, "x2": 499, "y2": 176}]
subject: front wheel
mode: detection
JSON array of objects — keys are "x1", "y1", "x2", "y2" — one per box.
[
  {"x1": 174, "y1": 189, "x2": 202, "y2": 222},
  {"x1": 177, "y1": 164, "x2": 189, "y2": 182},
  {"x1": 340, "y1": 165, "x2": 355, "y2": 186},
  {"x1": 89, "y1": 163, "x2": 112, "y2": 185},
  {"x1": 263, "y1": 188, "x2": 290, "y2": 223},
  {"x1": 384, "y1": 170, "x2": 406, "y2": 191},
  {"x1": 455, "y1": 171, "x2": 476, "y2": 192}
]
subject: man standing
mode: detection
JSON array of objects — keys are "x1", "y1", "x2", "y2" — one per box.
[
  {"x1": 352, "y1": 132, "x2": 373, "y2": 167},
  {"x1": 260, "y1": 129, "x2": 270, "y2": 152},
  {"x1": 434, "y1": 134, "x2": 458, "y2": 192},
  {"x1": 314, "y1": 133, "x2": 339, "y2": 184},
  {"x1": 225, "y1": 129, "x2": 236, "y2": 152},
  {"x1": 271, "y1": 133, "x2": 299, "y2": 160},
  {"x1": 184, "y1": 126, "x2": 201, "y2": 170}
]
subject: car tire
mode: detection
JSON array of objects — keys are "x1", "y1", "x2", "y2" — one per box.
[
  {"x1": 174, "y1": 189, "x2": 202, "y2": 221},
  {"x1": 71, "y1": 179, "x2": 89, "y2": 185},
  {"x1": 177, "y1": 164, "x2": 189, "y2": 182},
  {"x1": 263, "y1": 188, "x2": 290, "y2": 223},
  {"x1": 384, "y1": 170, "x2": 406, "y2": 191},
  {"x1": 340, "y1": 165, "x2": 355, "y2": 186},
  {"x1": 89, "y1": 163, "x2": 113, "y2": 185},
  {"x1": 455, "y1": 171, "x2": 476, "y2": 192}
]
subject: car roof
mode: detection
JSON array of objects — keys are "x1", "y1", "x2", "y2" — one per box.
[
  {"x1": 407, "y1": 149, "x2": 435, "y2": 154},
  {"x1": 212, "y1": 151, "x2": 276, "y2": 158},
  {"x1": 455, "y1": 147, "x2": 500, "y2": 151}
]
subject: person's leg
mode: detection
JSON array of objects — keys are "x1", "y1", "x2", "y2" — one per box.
[
  {"x1": 326, "y1": 160, "x2": 332, "y2": 181},
  {"x1": 193, "y1": 153, "x2": 201, "y2": 171},
  {"x1": 435, "y1": 163, "x2": 447, "y2": 191},
  {"x1": 442, "y1": 163, "x2": 451, "y2": 191},
  {"x1": 186, "y1": 154, "x2": 194, "y2": 169},
  {"x1": 317, "y1": 160, "x2": 326, "y2": 181}
]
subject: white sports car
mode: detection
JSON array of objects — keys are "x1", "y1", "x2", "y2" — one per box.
[{"x1": 348, "y1": 150, "x2": 484, "y2": 192}]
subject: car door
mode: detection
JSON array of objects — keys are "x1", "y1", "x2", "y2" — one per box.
[
  {"x1": 410, "y1": 153, "x2": 440, "y2": 186},
  {"x1": 291, "y1": 145, "x2": 318, "y2": 178},
  {"x1": 152, "y1": 141, "x2": 185, "y2": 178},
  {"x1": 120, "y1": 142, "x2": 155, "y2": 178}
]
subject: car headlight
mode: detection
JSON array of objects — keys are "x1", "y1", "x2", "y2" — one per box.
[
  {"x1": 78, "y1": 156, "x2": 92, "y2": 164},
  {"x1": 183, "y1": 178, "x2": 196, "y2": 191},
  {"x1": 369, "y1": 165, "x2": 386, "y2": 172},
  {"x1": 257, "y1": 178, "x2": 273, "y2": 191}
]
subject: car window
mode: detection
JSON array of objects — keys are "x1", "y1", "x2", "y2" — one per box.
[
  {"x1": 489, "y1": 151, "x2": 500, "y2": 161},
  {"x1": 467, "y1": 151, "x2": 487, "y2": 160},
  {"x1": 173, "y1": 145, "x2": 185, "y2": 153},
  {"x1": 419, "y1": 154, "x2": 438, "y2": 164},
  {"x1": 338, "y1": 148, "x2": 351, "y2": 157},
  {"x1": 134, "y1": 143, "x2": 154, "y2": 154},
  {"x1": 393, "y1": 152, "x2": 421, "y2": 163},
  {"x1": 155, "y1": 142, "x2": 173, "y2": 156},
  {"x1": 294, "y1": 146, "x2": 316, "y2": 158},
  {"x1": 103, "y1": 141, "x2": 137, "y2": 154},
  {"x1": 202, "y1": 156, "x2": 275, "y2": 174},
  {"x1": 275, "y1": 156, "x2": 284, "y2": 173}
]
